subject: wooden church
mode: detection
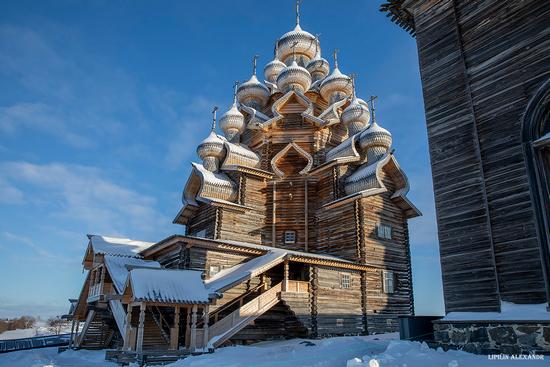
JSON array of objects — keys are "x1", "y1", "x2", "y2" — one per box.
[{"x1": 67, "y1": 4, "x2": 420, "y2": 363}]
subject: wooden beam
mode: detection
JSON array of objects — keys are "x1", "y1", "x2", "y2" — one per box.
[
  {"x1": 68, "y1": 319, "x2": 76, "y2": 349},
  {"x1": 202, "y1": 305, "x2": 210, "y2": 350},
  {"x1": 272, "y1": 181, "x2": 277, "y2": 246},
  {"x1": 185, "y1": 306, "x2": 191, "y2": 349},
  {"x1": 283, "y1": 260, "x2": 289, "y2": 291},
  {"x1": 170, "y1": 306, "x2": 180, "y2": 350},
  {"x1": 123, "y1": 305, "x2": 133, "y2": 351},
  {"x1": 304, "y1": 179, "x2": 308, "y2": 252},
  {"x1": 136, "y1": 303, "x2": 146, "y2": 353},
  {"x1": 190, "y1": 305, "x2": 198, "y2": 351}
]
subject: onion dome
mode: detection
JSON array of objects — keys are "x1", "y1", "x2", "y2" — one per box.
[
  {"x1": 277, "y1": 1, "x2": 316, "y2": 66},
  {"x1": 219, "y1": 82, "x2": 245, "y2": 143},
  {"x1": 197, "y1": 107, "x2": 226, "y2": 172},
  {"x1": 358, "y1": 100, "x2": 392, "y2": 163},
  {"x1": 277, "y1": 24, "x2": 317, "y2": 66},
  {"x1": 276, "y1": 59, "x2": 312, "y2": 94},
  {"x1": 264, "y1": 44, "x2": 287, "y2": 84},
  {"x1": 341, "y1": 77, "x2": 370, "y2": 135},
  {"x1": 358, "y1": 121, "x2": 392, "y2": 150},
  {"x1": 237, "y1": 55, "x2": 270, "y2": 109},
  {"x1": 306, "y1": 38, "x2": 329, "y2": 82},
  {"x1": 342, "y1": 97, "x2": 370, "y2": 135},
  {"x1": 320, "y1": 50, "x2": 353, "y2": 104}
]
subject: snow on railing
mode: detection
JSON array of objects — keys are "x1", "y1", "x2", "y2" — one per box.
[
  {"x1": 109, "y1": 299, "x2": 126, "y2": 341},
  {"x1": 208, "y1": 282, "x2": 282, "y2": 347}
]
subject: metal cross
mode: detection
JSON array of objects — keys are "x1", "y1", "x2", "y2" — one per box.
[
  {"x1": 252, "y1": 55, "x2": 258, "y2": 75},
  {"x1": 349, "y1": 73, "x2": 358, "y2": 98},
  {"x1": 314, "y1": 33, "x2": 321, "y2": 57},
  {"x1": 233, "y1": 81, "x2": 239, "y2": 103},
  {"x1": 296, "y1": 0, "x2": 302, "y2": 25},
  {"x1": 211, "y1": 106, "x2": 219, "y2": 131},
  {"x1": 367, "y1": 96, "x2": 378, "y2": 121},
  {"x1": 333, "y1": 49, "x2": 339, "y2": 69}
]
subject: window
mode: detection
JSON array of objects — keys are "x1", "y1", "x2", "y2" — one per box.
[
  {"x1": 382, "y1": 270, "x2": 395, "y2": 294},
  {"x1": 284, "y1": 230, "x2": 296, "y2": 244},
  {"x1": 377, "y1": 224, "x2": 392, "y2": 240},
  {"x1": 336, "y1": 318, "x2": 344, "y2": 327},
  {"x1": 195, "y1": 229, "x2": 207, "y2": 238},
  {"x1": 209, "y1": 265, "x2": 220, "y2": 277},
  {"x1": 340, "y1": 273, "x2": 351, "y2": 289}
]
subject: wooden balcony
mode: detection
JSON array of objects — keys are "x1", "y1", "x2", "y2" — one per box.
[{"x1": 87, "y1": 282, "x2": 114, "y2": 302}]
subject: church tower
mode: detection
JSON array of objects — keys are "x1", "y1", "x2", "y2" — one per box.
[{"x1": 174, "y1": 3, "x2": 420, "y2": 269}]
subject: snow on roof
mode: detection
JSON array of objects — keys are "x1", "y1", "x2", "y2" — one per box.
[
  {"x1": 127, "y1": 268, "x2": 213, "y2": 304},
  {"x1": 104, "y1": 255, "x2": 161, "y2": 294},
  {"x1": 442, "y1": 301, "x2": 550, "y2": 321},
  {"x1": 205, "y1": 251, "x2": 286, "y2": 292},
  {"x1": 88, "y1": 234, "x2": 155, "y2": 258}
]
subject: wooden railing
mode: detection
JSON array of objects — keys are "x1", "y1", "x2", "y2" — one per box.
[
  {"x1": 109, "y1": 300, "x2": 126, "y2": 343},
  {"x1": 207, "y1": 282, "x2": 282, "y2": 348},
  {"x1": 207, "y1": 283, "x2": 265, "y2": 325},
  {"x1": 88, "y1": 282, "x2": 113, "y2": 301},
  {"x1": 286, "y1": 280, "x2": 309, "y2": 293},
  {"x1": 75, "y1": 310, "x2": 95, "y2": 348}
]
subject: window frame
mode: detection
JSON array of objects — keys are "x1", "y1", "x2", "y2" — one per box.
[
  {"x1": 340, "y1": 273, "x2": 351, "y2": 289},
  {"x1": 382, "y1": 270, "x2": 395, "y2": 294},
  {"x1": 376, "y1": 223, "x2": 392, "y2": 240},
  {"x1": 284, "y1": 230, "x2": 296, "y2": 244}
]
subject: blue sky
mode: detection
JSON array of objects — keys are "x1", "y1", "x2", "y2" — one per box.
[{"x1": 0, "y1": 0, "x2": 444, "y2": 318}]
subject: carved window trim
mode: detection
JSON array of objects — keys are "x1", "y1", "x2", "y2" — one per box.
[{"x1": 270, "y1": 141, "x2": 313, "y2": 177}]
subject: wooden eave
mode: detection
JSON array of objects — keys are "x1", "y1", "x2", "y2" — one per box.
[
  {"x1": 222, "y1": 165, "x2": 274, "y2": 179},
  {"x1": 322, "y1": 188, "x2": 387, "y2": 210},
  {"x1": 308, "y1": 157, "x2": 361, "y2": 176},
  {"x1": 197, "y1": 197, "x2": 251, "y2": 212},
  {"x1": 288, "y1": 255, "x2": 375, "y2": 271}
]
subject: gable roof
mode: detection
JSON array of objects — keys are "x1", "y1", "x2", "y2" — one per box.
[
  {"x1": 86, "y1": 234, "x2": 155, "y2": 258},
  {"x1": 125, "y1": 268, "x2": 214, "y2": 304},
  {"x1": 104, "y1": 255, "x2": 161, "y2": 294}
]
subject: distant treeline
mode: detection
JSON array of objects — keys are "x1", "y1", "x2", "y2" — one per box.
[{"x1": 0, "y1": 316, "x2": 37, "y2": 333}]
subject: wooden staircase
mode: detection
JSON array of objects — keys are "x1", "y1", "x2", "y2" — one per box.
[
  {"x1": 142, "y1": 310, "x2": 170, "y2": 350},
  {"x1": 76, "y1": 310, "x2": 115, "y2": 349},
  {"x1": 206, "y1": 282, "x2": 282, "y2": 348}
]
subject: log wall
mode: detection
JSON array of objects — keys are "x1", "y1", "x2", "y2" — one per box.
[{"x1": 409, "y1": 0, "x2": 550, "y2": 312}]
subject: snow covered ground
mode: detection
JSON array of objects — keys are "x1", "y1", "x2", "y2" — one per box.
[
  {"x1": 0, "y1": 321, "x2": 73, "y2": 341},
  {"x1": 0, "y1": 333, "x2": 546, "y2": 367}
]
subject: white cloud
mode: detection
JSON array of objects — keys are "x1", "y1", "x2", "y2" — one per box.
[
  {"x1": 0, "y1": 178, "x2": 25, "y2": 204},
  {"x1": 0, "y1": 161, "x2": 170, "y2": 239},
  {"x1": 0, "y1": 231, "x2": 78, "y2": 265},
  {"x1": 0, "y1": 24, "x2": 139, "y2": 149},
  {"x1": 0, "y1": 102, "x2": 93, "y2": 148}
]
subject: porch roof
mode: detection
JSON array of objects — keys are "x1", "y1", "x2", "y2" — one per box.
[
  {"x1": 104, "y1": 255, "x2": 161, "y2": 294},
  {"x1": 125, "y1": 268, "x2": 215, "y2": 304},
  {"x1": 205, "y1": 250, "x2": 287, "y2": 292}
]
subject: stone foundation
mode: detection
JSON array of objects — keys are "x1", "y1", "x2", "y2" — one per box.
[{"x1": 433, "y1": 320, "x2": 550, "y2": 355}]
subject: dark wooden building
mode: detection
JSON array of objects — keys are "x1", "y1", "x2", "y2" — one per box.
[{"x1": 382, "y1": 0, "x2": 550, "y2": 354}]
